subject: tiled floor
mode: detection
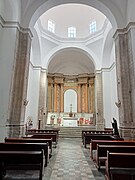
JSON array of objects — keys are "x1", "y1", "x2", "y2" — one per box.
[{"x1": 3, "y1": 138, "x2": 105, "y2": 180}]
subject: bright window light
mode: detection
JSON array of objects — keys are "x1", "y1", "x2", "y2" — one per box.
[
  {"x1": 48, "y1": 20, "x2": 55, "y2": 33},
  {"x1": 89, "y1": 21, "x2": 96, "y2": 34},
  {"x1": 68, "y1": 26, "x2": 76, "y2": 38}
]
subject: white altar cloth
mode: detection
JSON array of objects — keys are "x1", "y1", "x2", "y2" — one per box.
[{"x1": 63, "y1": 117, "x2": 78, "y2": 127}]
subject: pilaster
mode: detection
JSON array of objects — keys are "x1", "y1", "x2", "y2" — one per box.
[
  {"x1": 95, "y1": 72, "x2": 104, "y2": 130},
  {"x1": 8, "y1": 28, "x2": 32, "y2": 137},
  {"x1": 114, "y1": 23, "x2": 135, "y2": 139}
]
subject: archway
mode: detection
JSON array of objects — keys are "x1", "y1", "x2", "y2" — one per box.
[{"x1": 64, "y1": 89, "x2": 77, "y2": 113}]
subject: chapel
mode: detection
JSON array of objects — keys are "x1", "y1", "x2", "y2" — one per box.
[{"x1": 0, "y1": 1, "x2": 135, "y2": 179}]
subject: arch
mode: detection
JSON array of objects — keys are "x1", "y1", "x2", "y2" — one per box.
[
  {"x1": 31, "y1": 26, "x2": 42, "y2": 65},
  {"x1": 0, "y1": 0, "x2": 21, "y2": 22},
  {"x1": 64, "y1": 89, "x2": 77, "y2": 112},
  {"x1": 22, "y1": 0, "x2": 121, "y2": 32},
  {"x1": 44, "y1": 45, "x2": 99, "y2": 71},
  {"x1": 102, "y1": 24, "x2": 114, "y2": 68}
]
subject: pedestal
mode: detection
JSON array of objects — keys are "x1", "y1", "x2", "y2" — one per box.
[{"x1": 63, "y1": 117, "x2": 78, "y2": 127}]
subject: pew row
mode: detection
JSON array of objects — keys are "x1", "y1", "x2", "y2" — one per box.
[
  {"x1": 0, "y1": 142, "x2": 48, "y2": 167},
  {"x1": 27, "y1": 129, "x2": 59, "y2": 136},
  {"x1": 96, "y1": 145, "x2": 135, "y2": 170},
  {"x1": 105, "y1": 152, "x2": 135, "y2": 180},
  {"x1": 84, "y1": 134, "x2": 114, "y2": 148},
  {"x1": 90, "y1": 140, "x2": 135, "y2": 160},
  {"x1": 82, "y1": 130, "x2": 113, "y2": 143},
  {"x1": 30, "y1": 133, "x2": 58, "y2": 147},
  {"x1": 5, "y1": 137, "x2": 52, "y2": 158},
  {"x1": 0, "y1": 150, "x2": 44, "y2": 180}
]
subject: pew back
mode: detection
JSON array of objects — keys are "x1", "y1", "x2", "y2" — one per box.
[
  {"x1": 105, "y1": 152, "x2": 135, "y2": 180},
  {"x1": 97, "y1": 145, "x2": 135, "y2": 169},
  {"x1": 0, "y1": 150, "x2": 43, "y2": 180}
]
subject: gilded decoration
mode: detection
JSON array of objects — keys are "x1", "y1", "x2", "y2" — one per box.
[{"x1": 47, "y1": 73, "x2": 95, "y2": 114}]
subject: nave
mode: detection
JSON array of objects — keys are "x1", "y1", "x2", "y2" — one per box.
[{"x1": 3, "y1": 138, "x2": 105, "y2": 180}]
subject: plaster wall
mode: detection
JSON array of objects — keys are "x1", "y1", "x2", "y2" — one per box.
[
  {"x1": 24, "y1": 64, "x2": 41, "y2": 129},
  {"x1": 0, "y1": 28, "x2": 17, "y2": 121},
  {"x1": 0, "y1": 0, "x2": 21, "y2": 22},
  {"x1": 0, "y1": 27, "x2": 17, "y2": 141},
  {"x1": 87, "y1": 38, "x2": 103, "y2": 69},
  {"x1": 102, "y1": 65, "x2": 119, "y2": 128},
  {"x1": 127, "y1": 0, "x2": 135, "y2": 24}
]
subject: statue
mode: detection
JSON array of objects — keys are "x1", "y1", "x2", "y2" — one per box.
[
  {"x1": 69, "y1": 104, "x2": 73, "y2": 117},
  {"x1": 112, "y1": 118, "x2": 120, "y2": 137}
]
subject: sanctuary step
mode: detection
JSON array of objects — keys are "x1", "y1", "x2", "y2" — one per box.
[{"x1": 59, "y1": 126, "x2": 95, "y2": 138}]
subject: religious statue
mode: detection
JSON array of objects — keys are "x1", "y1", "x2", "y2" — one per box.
[
  {"x1": 112, "y1": 118, "x2": 120, "y2": 137},
  {"x1": 69, "y1": 104, "x2": 73, "y2": 117}
]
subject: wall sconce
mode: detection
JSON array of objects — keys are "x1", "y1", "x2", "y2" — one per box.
[
  {"x1": 115, "y1": 100, "x2": 121, "y2": 108},
  {"x1": 23, "y1": 99, "x2": 29, "y2": 106}
]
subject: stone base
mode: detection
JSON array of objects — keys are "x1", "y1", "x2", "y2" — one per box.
[{"x1": 119, "y1": 126, "x2": 135, "y2": 140}]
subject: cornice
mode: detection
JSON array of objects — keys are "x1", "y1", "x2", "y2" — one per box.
[
  {"x1": 96, "y1": 62, "x2": 116, "y2": 74},
  {"x1": 113, "y1": 22, "x2": 135, "y2": 39},
  {"x1": 0, "y1": 15, "x2": 33, "y2": 39},
  {"x1": 37, "y1": 18, "x2": 110, "y2": 45}
]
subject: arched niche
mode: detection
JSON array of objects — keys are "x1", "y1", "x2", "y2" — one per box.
[{"x1": 64, "y1": 89, "x2": 77, "y2": 113}]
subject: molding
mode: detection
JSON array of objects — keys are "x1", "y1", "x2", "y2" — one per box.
[
  {"x1": 29, "y1": 61, "x2": 47, "y2": 71},
  {"x1": 95, "y1": 62, "x2": 116, "y2": 74},
  {"x1": 0, "y1": 15, "x2": 33, "y2": 38},
  {"x1": 38, "y1": 18, "x2": 110, "y2": 45},
  {"x1": 113, "y1": 22, "x2": 135, "y2": 39}
]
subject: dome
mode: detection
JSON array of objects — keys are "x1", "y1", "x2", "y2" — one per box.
[{"x1": 39, "y1": 4, "x2": 107, "y2": 38}]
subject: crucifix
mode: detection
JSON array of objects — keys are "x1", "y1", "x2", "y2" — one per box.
[
  {"x1": 69, "y1": 104, "x2": 73, "y2": 117},
  {"x1": 70, "y1": 104, "x2": 72, "y2": 112}
]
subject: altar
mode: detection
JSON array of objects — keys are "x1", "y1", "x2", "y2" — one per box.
[{"x1": 63, "y1": 117, "x2": 78, "y2": 127}]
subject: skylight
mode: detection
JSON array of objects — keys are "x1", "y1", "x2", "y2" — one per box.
[
  {"x1": 48, "y1": 20, "x2": 55, "y2": 33},
  {"x1": 89, "y1": 21, "x2": 96, "y2": 34},
  {"x1": 68, "y1": 26, "x2": 76, "y2": 38}
]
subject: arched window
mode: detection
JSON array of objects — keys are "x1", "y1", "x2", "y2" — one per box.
[
  {"x1": 89, "y1": 21, "x2": 96, "y2": 34},
  {"x1": 48, "y1": 20, "x2": 55, "y2": 33},
  {"x1": 68, "y1": 26, "x2": 76, "y2": 38},
  {"x1": 64, "y1": 89, "x2": 77, "y2": 112}
]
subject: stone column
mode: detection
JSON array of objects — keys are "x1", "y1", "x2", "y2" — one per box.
[
  {"x1": 8, "y1": 29, "x2": 32, "y2": 137},
  {"x1": 77, "y1": 84, "x2": 81, "y2": 113},
  {"x1": 47, "y1": 83, "x2": 52, "y2": 112},
  {"x1": 85, "y1": 83, "x2": 88, "y2": 113},
  {"x1": 95, "y1": 72, "x2": 104, "y2": 130},
  {"x1": 60, "y1": 83, "x2": 64, "y2": 112},
  {"x1": 38, "y1": 69, "x2": 47, "y2": 128},
  {"x1": 81, "y1": 84, "x2": 85, "y2": 113},
  {"x1": 89, "y1": 78, "x2": 95, "y2": 113},
  {"x1": 54, "y1": 83, "x2": 57, "y2": 112},
  {"x1": 51, "y1": 83, "x2": 54, "y2": 112},
  {"x1": 114, "y1": 23, "x2": 135, "y2": 139}
]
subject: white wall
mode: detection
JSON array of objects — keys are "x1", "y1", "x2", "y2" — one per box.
[
  {"x1": 0, "y1": 28, "x2": 17, "y2": 141},
  {"x1": 64, "y1": 89, "x2": 77, "y2": 112},
  {"x1": 0, "y1": 0, "x2": 21, "y2": 22},
  {"x1": 127, "y1": 0, "x2": 135, "y2": 24},
  {"x1": 25, "y1": 64, "x2": 41, "y2": 129},
  {"x1": 102, "y1": 65, "x2": 119, "y2": 128}
]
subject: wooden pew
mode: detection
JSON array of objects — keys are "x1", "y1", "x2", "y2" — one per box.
[
  {"x1": 82, "y1": 130, "x2": 113, "y2": 143},
  {"x1": 31, "y1": 133, "x2": 58, "y2": 147},
  {"x1": 96, "y1": 145, "x2": 135, "y2": 170},
  {"x1": 84, "y1": 134, "x2": 114, "y2": 148},
  {"x1": 105, "y1": 152, "x2": 135, "y2": 180},
  {"x1": 0, "y1": 142, "x2": 48, "y2": 167},
  {"x1": 0, "y1": 150, "x2": 44, "y2": 180},
  {"x1": 90, "y1": 139, "x2": 124, "y2": 159},
  {"x1": 27, "y1": 129, "x2": 59, "y2": 136},
  {"x1": 5, "y1": 137, "x2": 52, "y2": 158},
  {"x1": 90, "y1": 140, "x2": 135, "y2": 160}
]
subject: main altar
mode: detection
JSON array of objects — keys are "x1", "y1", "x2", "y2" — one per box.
[{"x1": 62, "y1": 117, "x2": 78, "y2": 127}]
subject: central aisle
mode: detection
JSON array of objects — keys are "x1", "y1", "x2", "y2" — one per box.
[{"x1": 45, "y1": 138, "x2": 105, "y2": 180}]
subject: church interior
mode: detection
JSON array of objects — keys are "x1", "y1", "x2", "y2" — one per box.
[{"x1": 0, "y1": 0, "x2": 135, "y2": 179}]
